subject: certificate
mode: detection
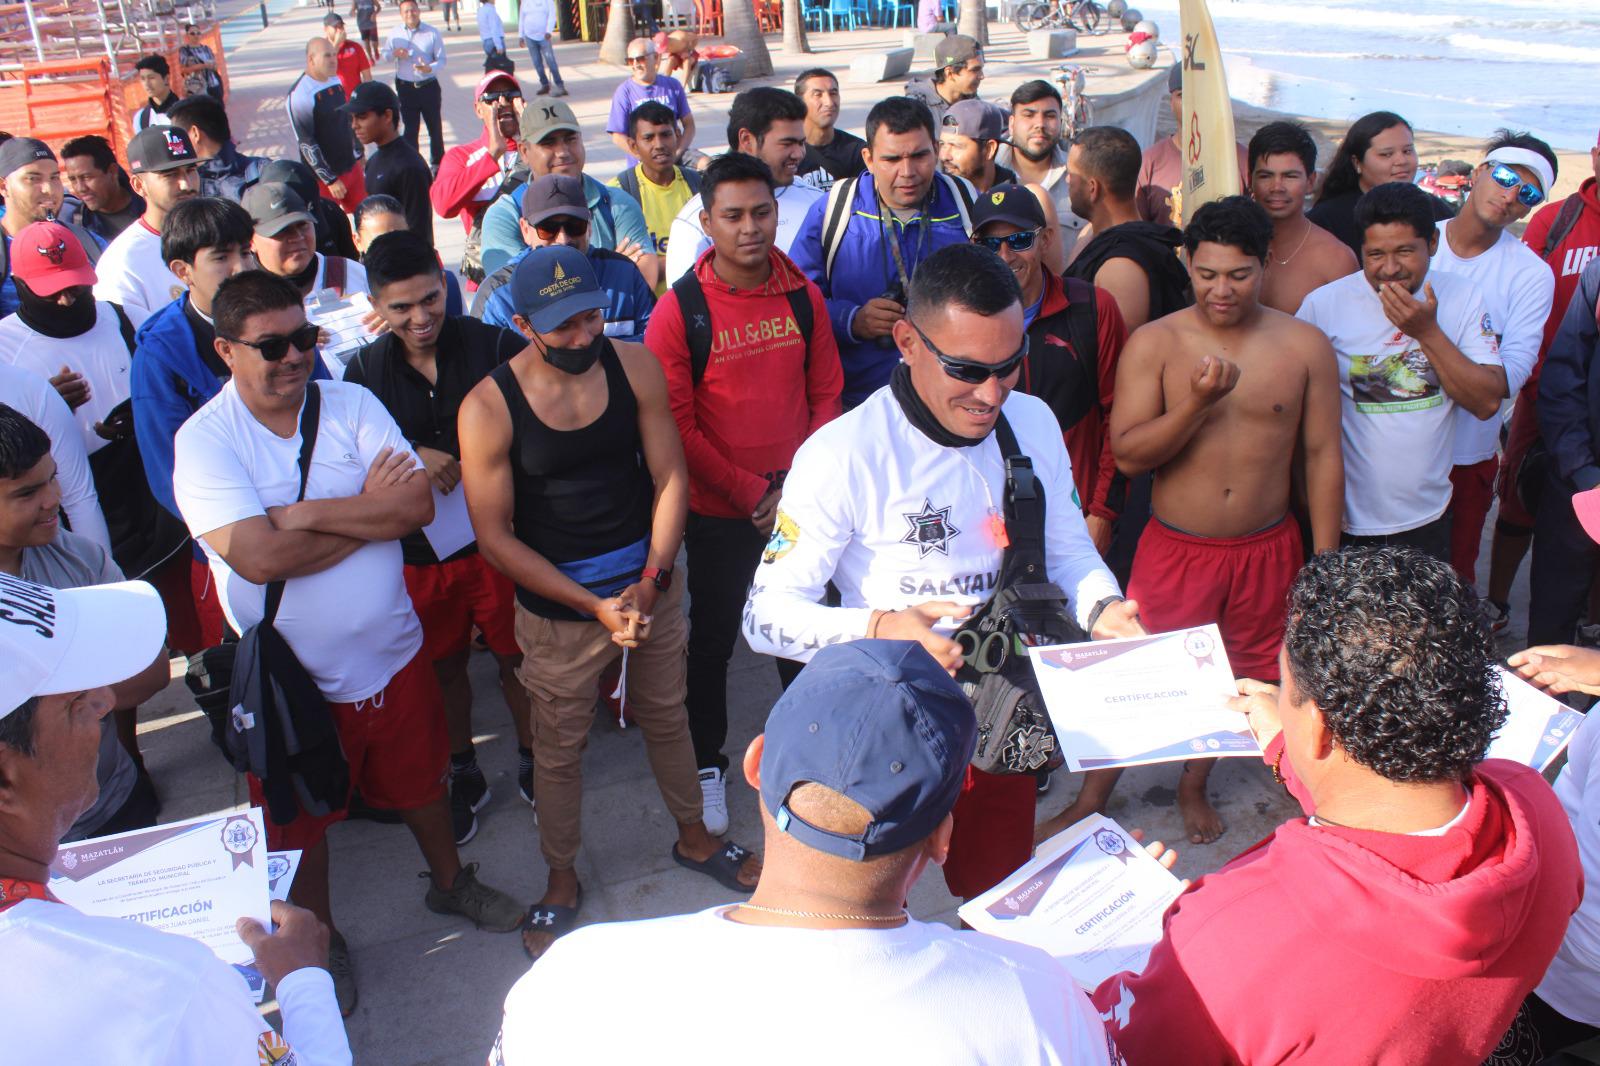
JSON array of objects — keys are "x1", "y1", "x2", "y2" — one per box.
[
  {"x1": 1488, "y1": 667, "x2": 1586, "y2": 771},
  {"x1": 267, "y1": 850, "x2": 302, "y2": 902},
  {"x1": 49, "y1": 808, "x2": 271, "y2": 969},
  {"x1": 422, "y1": 483, "x2": 476, "y2": 559},
  {"x1": 959, "y1": 814, "x2": 1184, "y2": 990},
  {"x1": 1029, "y1": 624, "x2": 1260, "y2": 771},
  {"x1": 306, "y1": 288, "x2": 376, "y2": 376}
]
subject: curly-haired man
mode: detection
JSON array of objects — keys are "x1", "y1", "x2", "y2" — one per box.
[{"x1": 1093, "y1": 547, "x2": 1582, "y2": 1066}]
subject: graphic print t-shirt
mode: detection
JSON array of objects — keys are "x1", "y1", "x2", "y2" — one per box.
[{"x1": 1297, "y1": 269, "x2": 1501, "y2": 535}]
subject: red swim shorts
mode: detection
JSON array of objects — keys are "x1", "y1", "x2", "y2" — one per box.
[
  {"x1": 404, "y1": 553, "x2": 519, "y2": 661},
  {"x1": 1126, "y1": 515, "x2": 1302, "y2": 682}
]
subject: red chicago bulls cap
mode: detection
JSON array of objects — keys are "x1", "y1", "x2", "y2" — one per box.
[{"x1": 10, "y1": 221, "x2": 96, "y2": 296}]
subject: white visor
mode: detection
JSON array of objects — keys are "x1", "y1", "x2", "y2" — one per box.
[{"x1": 1482, "y1": 146, "x2": 1555, "y2": 197}]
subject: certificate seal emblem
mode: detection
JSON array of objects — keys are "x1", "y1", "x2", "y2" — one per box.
[
  {"x1": 221, "y1": 815, "x2": 259, "y2": 870},
  {"x1": 59, "y1": 850, "x2": 78, "y2": 871},
  {"x1": 1093, "y1": 828, "x2": 1136, "y2": 865},
  {"x1": 1183, "y1": 629, "x2": 1216, "y2": 668}
]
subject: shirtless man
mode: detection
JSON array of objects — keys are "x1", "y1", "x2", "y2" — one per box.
[
  {"x1": 1039, "y1": 196, "x2": 1343, "y2": 845},
  {"x1": 1248, "y1": 121, "x2": 1356, "y2": 314}
]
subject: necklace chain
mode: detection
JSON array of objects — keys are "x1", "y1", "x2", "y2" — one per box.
[
  {"x1": 736, "y1": 902, "x2": 909, "y2": 923},
  {"x1": 1270, "y1": 223, "x2": 1313, "y2": 266}
]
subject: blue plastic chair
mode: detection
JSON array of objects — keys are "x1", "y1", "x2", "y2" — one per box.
[
  {"x1": 940, "y1": 0, "x2": 957, "y2": 19},
  {"x1": 881, "y1": 0, "x2": 913, "y2": 25},
  {"x1": 825, "y1": 0, "x2": 857, "y2": 29},
  {"x1": 803, "y1": 0, "x2": 826, "y2": 29}
]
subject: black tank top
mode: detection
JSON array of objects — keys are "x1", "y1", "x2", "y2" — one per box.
[{"x1": 489, "y1": 340, "x2": 655, "y2": 619}]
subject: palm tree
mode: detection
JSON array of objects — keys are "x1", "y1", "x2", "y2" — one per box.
[
  {"x1": 722, "y1": 0, "x2": 773, "y2": 76},
  {"x1": 957, "y1": 0, "x2": 986, "y2": 45},
  {"x1": 599, "y1": 0, "x2": 633, "y2": 65},
  {"x1": 782, "y1": 0, "x2": 812, "y2": 53}
]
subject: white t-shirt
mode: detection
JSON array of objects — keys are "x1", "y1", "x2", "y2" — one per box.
[
  {"x1": 0, "y1": 899, "x2": 351, "y2": 1066},
  {"x1": 1432, "y1": 219, "x2": 1555, "y2": 465},
  {"x1": 665, "y1": 181, "x2": 823, "y2": 284},
  {"x1": 0, "y1": 303, "x2": 132, "y2": 456},
  {"x1": 1296, "y1": 269, "x2": 1501, "y2": 536},
  {"x1": 172, "y1": 379, "x2": 423, "y2": 702},
  {"x1": 1536, "y1": 708, "x2": 1600, "y2": 1026},
  {"x1": 0, "y1": 361, "x2": 110, "y2": 549},
  {"x1": 491, "y1": 907, "x2": 1118, "y2": 1065},
  {"x1": 744, "y1": 386, "x2": 1121, "y2": 661},
  {"x1": 91, "y1": 219, "x2": 185, "y2": 328}
]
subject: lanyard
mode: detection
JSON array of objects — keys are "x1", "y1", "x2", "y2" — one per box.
[
  {"x1": 876, "y1": 182, "x2": 933, "y2": 295},
  {"x1": 0, "y1": 877, "x2": 54, "y2": 913}
]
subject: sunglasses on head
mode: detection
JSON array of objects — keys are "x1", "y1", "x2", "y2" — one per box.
[
  {"x1": 1487, "y1": 163, "x2": 1544, "y2": 208},
  {"x1": 480, "y1": 89, "x2": 521, "y2": 104},
  {"x1": 221, "y1": 323, "x2": 321, "y2": 362},
  {"x1": 973, "y1": 228, "x2": 1040, "y2": 254},
  {"x1": 911, "y1": 320, "x2": 1029, "y2": 384},
  {"x1": 533, "y1": 216, "x2": 589, "y2": 241}
]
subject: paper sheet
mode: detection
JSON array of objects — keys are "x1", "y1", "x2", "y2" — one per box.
[
  {"x1": 306, "y1": 288, "x2": 376, "y2": 375},
  {"x1": 1488, "y1": 667, "x2": 1586, "y2": 771},
  {"x1": 422, "y1": 483, "x2": 476, "y2": 559},
  {"x1": 1028, "y1": 625, "x2": 1260, "y2": 771},
  {"x1": 959, "y1": 814, "x2": 1185, "y2": 990}
]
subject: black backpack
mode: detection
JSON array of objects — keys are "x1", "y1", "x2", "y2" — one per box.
[
  {"x1": 670, "y1": 270, "x2": 815, "y2": 385},
  {"x1": 191, "y1": 384, "x2": 350, "y2": 826}
]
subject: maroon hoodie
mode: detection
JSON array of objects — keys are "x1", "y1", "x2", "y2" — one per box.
[{"x1": 1093, "y1": 740, "x2": 1582, "y2": 1065}]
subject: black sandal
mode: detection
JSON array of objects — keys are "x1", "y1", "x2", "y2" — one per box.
[
  {"x1": 520, "y1": 885, "x2": 582, "y2": 961},
  {"x1": 672, "y1": 841, "x2": 757, "y2": 894}
]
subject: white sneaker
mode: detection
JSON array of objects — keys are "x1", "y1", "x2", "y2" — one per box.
[{"x1": 699, "y1": 767, "x2": 729, "y2": 836}]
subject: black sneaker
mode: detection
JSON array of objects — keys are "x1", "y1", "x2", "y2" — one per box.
[{"x1": 450, "y1": 766, "x2": 491, "y2": 846}]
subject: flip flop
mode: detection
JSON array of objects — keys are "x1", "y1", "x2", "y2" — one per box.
[
  {"x1": 520, "y1": 885, "x2": 582, "y2": 961},
  {"x1": 672, "y1": 841, "x2": 757, "y2": 894}
]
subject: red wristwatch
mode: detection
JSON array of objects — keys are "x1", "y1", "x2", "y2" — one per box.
[{"x1": 642, "y1": 566, "x2": 673, "y2": 591}]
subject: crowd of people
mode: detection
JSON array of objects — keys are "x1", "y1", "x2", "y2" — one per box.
[{"x1": 0, "y1": 18, "x2": 1597, "y2": 1065}]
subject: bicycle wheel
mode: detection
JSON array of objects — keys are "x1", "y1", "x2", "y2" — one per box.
[
  {"x1": 1016, "y1": 1, "x2": 1052, "y2": 31},
  {"x1": 1071, "y1": 0, "x2": 1102, "y2": 32}
]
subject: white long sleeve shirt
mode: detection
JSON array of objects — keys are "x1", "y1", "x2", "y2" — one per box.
[
  {"x1": 0, "y1": 899, "x2": 351, "y2": 1066},
  {"x1": 518, "y1": 0, "x2": 557, "y2": 39},
  {"x1": 0, "y1": 362, "x2": 110, "y2": 550},
  {"x1": 1432, "y1": 219, "x2": 1556, "y2": 465},
  {"x1": 477, "y1": 2, "x2": 505, "y2": 43},
  {"x1": 743, "y1": 385, "x2": 1121, "y2": 662}
]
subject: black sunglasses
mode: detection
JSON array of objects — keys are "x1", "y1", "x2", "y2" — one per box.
[
  {"x1": 480, "y1": 89, "x2": 522, "y2": 104},
  {"x1": 221, "y1": 323, "x2": 321, "y2": 362},
  {"x1": 911, "y1": 320, "x2": 1028, "y2": 383},
  {"x1": 533, "y1": 216, "x2": 589, "y2": 241},
  {"x1": 973, "y1": 228, "x2": 1040, "y2": 253}
]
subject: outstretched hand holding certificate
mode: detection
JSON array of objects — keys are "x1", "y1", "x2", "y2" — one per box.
[
  {"x1": 959, "y1": 814, "x2": 1185, "y2": 990},
  {"x1": 1028, "y1": 624, "x2": 1261, "y2": 771}
]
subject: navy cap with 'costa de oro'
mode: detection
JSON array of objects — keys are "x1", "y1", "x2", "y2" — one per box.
[
  {"x1": 758, "y1": 640, "x2": 977, "y2": 862},
  {"x1": 510, "y1": 245, "x2": 609, "y2": 333}
]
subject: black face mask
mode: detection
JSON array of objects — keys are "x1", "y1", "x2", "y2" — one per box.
[
  {"x1": 15, "y1": 281, "x2": 98, "y2": 339},
  {"x1": 890, "y1": 362, "x2": 988, "y2": 449},
  {"x1": 538, "y1": 332, "x2": 605, "y2": 375}
]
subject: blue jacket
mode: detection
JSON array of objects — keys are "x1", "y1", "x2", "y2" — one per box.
[
  {"x1": 1538, "y1": 258, "x2": 1600, "y2": 491},
  {"x1": 475, "y1": 245, "x2": 655, "y2": 342},
  {"x1": 789, "y1": 172, "x2": 973, "y2": 407},
  {"x1": 131, "y1": 297, "x2": 331, "y2": 519}
]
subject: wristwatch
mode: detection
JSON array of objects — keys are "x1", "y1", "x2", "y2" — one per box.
[{"x1": 642, "y1": 566, "x2": 673, "y2": 591}]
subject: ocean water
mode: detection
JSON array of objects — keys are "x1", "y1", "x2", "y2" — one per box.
[{"x1": 1124, "y1": 0, "x2": 1600, "y2": 150}]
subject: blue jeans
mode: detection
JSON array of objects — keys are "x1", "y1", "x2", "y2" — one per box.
[
  {"x1": 482, "y1": 37, "x2": 505, "y2": 54},
  {"x1": 523, "y1": 35, "x2": 563, "y2": 87}
]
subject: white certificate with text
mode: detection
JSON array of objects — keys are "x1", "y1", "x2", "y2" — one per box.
[
  {"x1": 959, "y1": 814, "x2": 1185, "y2": 990},
  {"x1": 1029, "y1": 625, "x2": 1259, "y2": 771},
  {"x1": 1488, "y1": 667, "x2": 1586, "y2": 771},
  {"x1": 48, "y1": 808, "x2": 271, "y2": 969}
]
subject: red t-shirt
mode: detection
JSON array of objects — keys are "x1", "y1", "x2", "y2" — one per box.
[{"x1": 334, "y1": 41, "x2": 372, "y2": 100}]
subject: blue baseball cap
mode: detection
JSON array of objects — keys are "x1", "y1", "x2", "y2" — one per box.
[
  {"x1": 509, "y1": 245, "x2": 609, "y2": 333},
  {"x1": 759, "y1": 640, "x2": 977, "y2": 861}
]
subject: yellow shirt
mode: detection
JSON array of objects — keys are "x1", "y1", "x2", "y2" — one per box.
[{"x1": 610, "y1": 165, "x2": 694, "y2": 295}]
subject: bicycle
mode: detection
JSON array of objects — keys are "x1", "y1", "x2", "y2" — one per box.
[
  {"x1": 1051, "y1": 63, "x2": 1094, "y2": 140},
  {"x1": 1011, "y1": 0, "x2": 1103, "y2": 34}
]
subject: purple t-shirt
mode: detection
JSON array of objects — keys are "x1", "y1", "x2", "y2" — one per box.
[{"x1": 607, "y1": 74, "x2": 691, "y2": 163}]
